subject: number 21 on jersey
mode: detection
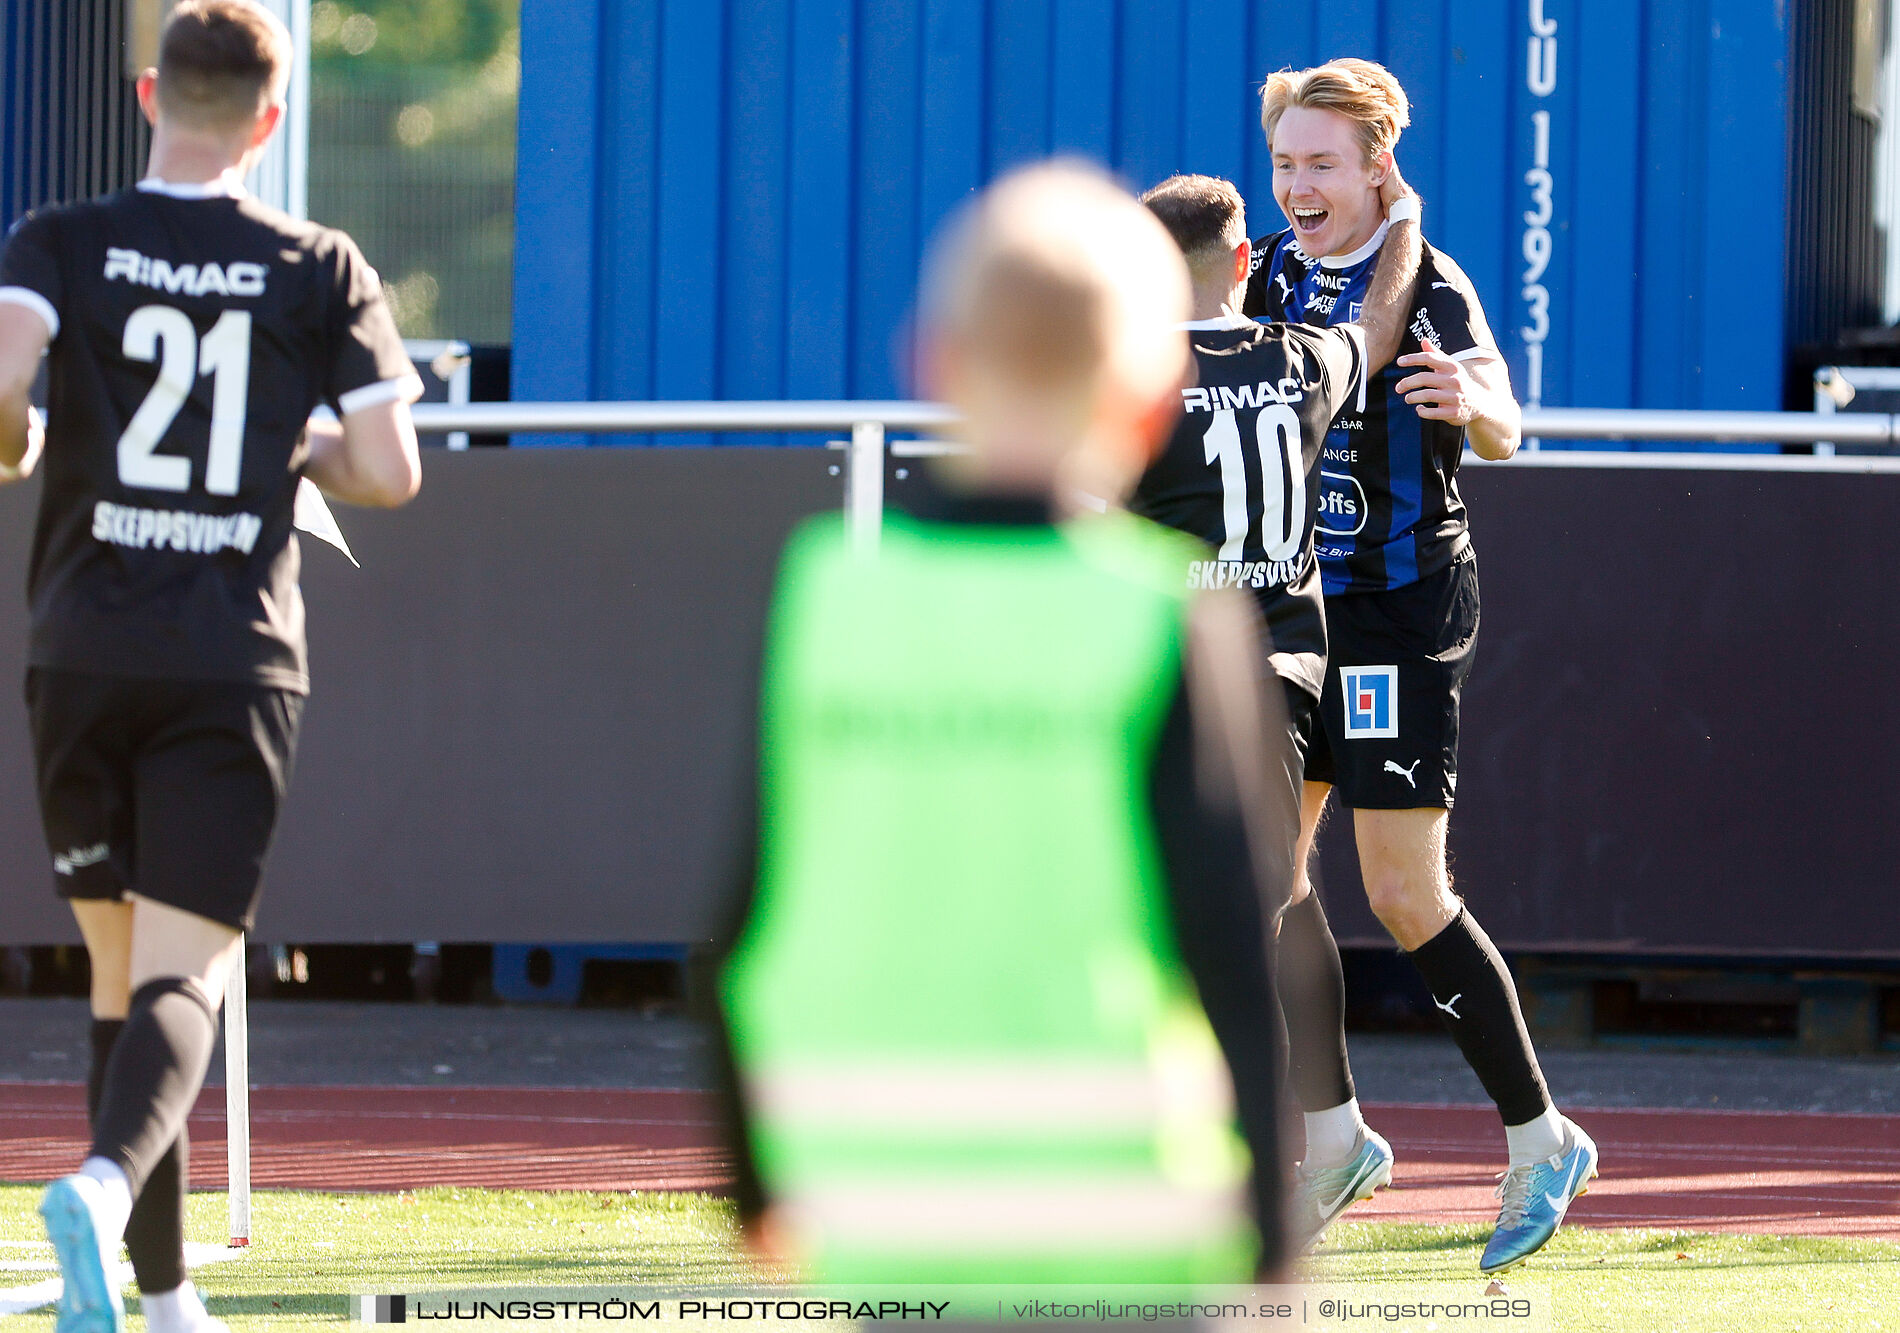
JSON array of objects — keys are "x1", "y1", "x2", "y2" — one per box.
[
  {"x1": 118, "y1": 304, "x2": 251, "y2": 495},
  {"x1": 1201, "y1": 403, "x2": 1304, "y2": 563}
]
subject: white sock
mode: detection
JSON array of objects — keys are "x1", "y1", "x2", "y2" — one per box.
[
  {"x1": 142, "y1": 1281, "x2": 207, "y2": 1333},
  {"x1": 1504, "y1": 1106, "x2": 1567, "y2": 1166},
  {"x1": 76, "y1": 1156, "x2": 133, "y2": 1242},
  {"x1": 1302, "y1": 1098, "x2": 1366, "y2": 1170}
]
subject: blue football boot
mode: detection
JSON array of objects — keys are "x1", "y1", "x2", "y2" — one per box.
[
  {"x1": 1479, "y1": 1118, "x2": 1599, "y2": 1273},
  {"x1": 1293, "y1": 1125, "x2": 1395, "y2": 1251},
  {"x1": 39, "y1": 1174, "x2": 127, "y2": 1333}
]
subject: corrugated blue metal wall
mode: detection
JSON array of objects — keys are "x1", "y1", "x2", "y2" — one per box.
[
  {"x1": 512, "y1": 0, "x2": 1791, "y2": 445},
  {"x1": 1785, "y1": 0, "x2": 1883, "y2": 392},
  {"x1": 1, "y1": 0, "x2": 149, "y2": 229}
]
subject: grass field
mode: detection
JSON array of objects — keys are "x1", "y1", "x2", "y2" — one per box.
[
  {"x1": 2, "y1": 1185, "x2": 1895, "y2": 1332},
  {"x1": 1309, "y1": 1220, "x2": 1899, "y2": 1332}
]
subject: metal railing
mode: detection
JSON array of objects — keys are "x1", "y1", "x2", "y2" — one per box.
[
  {"x1": 409, "y1": 400, "x2": 1900, "y2": 450},
  {"x1": 404, "y1": 401, "x2": 1900, "y2": 550}
]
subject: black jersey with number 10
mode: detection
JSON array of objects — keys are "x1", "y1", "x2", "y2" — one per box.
[
  {"x1": 1130, "y1": 315, "x2": 1367, "y2": 700},
  {"x1": 0, "y1": 183, "x2": 417, "y2": 693}
]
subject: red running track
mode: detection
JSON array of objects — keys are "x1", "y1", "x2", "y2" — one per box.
[
  {"x1": 2, "y1": 1085, "x2": 1895, "y2": 1242},
  {"x1": 1351, "y1": 1100, "x2": 1900, "y2": 1243}
]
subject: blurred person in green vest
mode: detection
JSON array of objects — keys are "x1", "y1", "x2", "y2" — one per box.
[{"x1": 712, "y1": 160, "x2": 1299, "y2": 1287}]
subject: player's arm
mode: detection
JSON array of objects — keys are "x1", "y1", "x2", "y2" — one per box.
[
  {"x1": 312, "y1": 233, "x2": 424, "y2": 506},
  {"x1": 1393, "y1": 277, "x2": 1522, "y2": 460},
  {"x1": 1351, "y1": 161, "x2": 1423, "y2": 372},
  {"x1": 0, "y1": 213, "x2": 62, "y2": 480},
  {"x1": 0, "y1": 302, "x2": 48, "y2": 478},
  {"x1": 303, "y1": 394, "x2": 422, "y2": 507}
]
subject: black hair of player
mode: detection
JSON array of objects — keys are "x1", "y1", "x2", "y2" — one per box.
[
  {"x1": 157, "y1": 0, "x2": 292, "y2": 131},
  {"x1": 1139, "y1": 174, "x2": 1247, "y2": 268}
]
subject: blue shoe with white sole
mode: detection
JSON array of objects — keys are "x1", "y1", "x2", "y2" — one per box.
[
  {"x1": 1293, "y1": 1125, "x2": 1395, "y2": 1251},
  {"x1": 39, "y1": 1174, "x2": 126, "y2": 1333},
  {"x1": 1479, "y1": 1119, "x2": 1599, "y2": 1273}
]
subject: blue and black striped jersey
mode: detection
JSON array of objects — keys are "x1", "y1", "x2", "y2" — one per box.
[{"x1": 1244, "y1": 224, "x2": 1497, "y2": 594}]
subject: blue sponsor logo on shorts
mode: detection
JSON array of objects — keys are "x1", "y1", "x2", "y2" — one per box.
[{"x1": 1341, "y1": 665, "x2": 1399, "y2": 739}]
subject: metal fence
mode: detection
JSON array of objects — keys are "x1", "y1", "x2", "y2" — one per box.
[
  {"x1": 398, "y1": 401, "x2": 1900, "y2": 558},
  {"x1": 407, "y1": 401, "x2": 1900, "y2": 450},
  {"x1": 308, "y1": 62, "x2": 516, "y2": 343}
]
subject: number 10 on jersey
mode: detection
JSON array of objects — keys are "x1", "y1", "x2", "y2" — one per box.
[{"x1": 1201, "y1": 403, "x2": 1304, "y2": 564}]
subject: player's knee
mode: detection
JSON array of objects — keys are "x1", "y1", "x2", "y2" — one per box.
[
  {"x1": 1361, "y1": 869, "x2": 1406, "y2": 925},
  {"x1": 127, "y1": 974, "x2": 219, "y2": 1024},
  {"x1": 1363, "y1": 866, "x2": 1434, "y2": 930},
  {"x1": 1286, "y1": 870, "x2": 1314, "y2": 910}
]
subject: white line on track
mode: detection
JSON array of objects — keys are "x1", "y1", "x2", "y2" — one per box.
[
  {"x1": 1389, "y1": 1138, "x2": 1900, "y2": 1169},
  {"x1": 1580, "y1": 1216, "x2": 1891, "y2": 1227},
  {"x1": 0, "y1": 1243, "x2": 244, "y2": 1316},
  {"x1": 0, "y1": 1101, "x2": 719, "y2": 1129},
  {"x1": 1368, "y1": 1098, "x2": 1900, "y2": 1122},
  {"x1": 0, "y1": 1276, "x2": 65, "y2": 1316},
  {"x1": 241, "y1": 1109, "x2": 721, "y2": 1127}
]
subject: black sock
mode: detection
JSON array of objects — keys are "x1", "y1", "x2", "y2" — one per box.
[
  {"x1": 87, "y1": 1018, "x2": 125, "y2": 1122},
  {"x1": 1275, "y1": 892, "x2": 1356, "y2": 1112},
  {"x1": 1407, "y1": 908, "x2": 1552, "y2": 1127},
  {"x1": 126, "y1": 1125, "x2": 188, "y2": 1293},
  {"x1": 90, "y1": 977, "x2": 217, "y2": 1200},
  {"x1": 90, "y1": 1020, "x2": 190, "y2": 1291}
]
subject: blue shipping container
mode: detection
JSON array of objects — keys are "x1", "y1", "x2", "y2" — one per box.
[
  {"x1": 513, "y1": 0, "x2": 1790, "y2": 445},
  {"x1": 1, "y1": 0, "x2": 149, "y2": 230}
]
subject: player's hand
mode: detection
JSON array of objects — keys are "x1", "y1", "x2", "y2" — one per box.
[
  {"x1": 0, "y1": 404, "x2": 45, "y2": 483},
  {"x1": 1394, "y1": 339, "x2": 1480, "y2": 426},
  {"x1": 1378, "y1": 158, "x2": 1414, "y2": 213}
]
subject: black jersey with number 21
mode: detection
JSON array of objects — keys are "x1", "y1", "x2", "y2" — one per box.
[
  {"x1": 1130, "y1": 315, "x2": 1367, "y2": 699},
  {"x1": 0, "y1": 184, "x2": 416, "y2": 692}
]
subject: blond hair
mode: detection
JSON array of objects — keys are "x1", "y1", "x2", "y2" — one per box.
[
  {"x1": 920, "y1": 160, "x2": 1190, "y2": 409},
  {"x1": 157, "y1": 0, "x2": 293, "y2": 131},
  {"x1": 1261, "y1": 58, "x2": 1410, "y2": 165}
]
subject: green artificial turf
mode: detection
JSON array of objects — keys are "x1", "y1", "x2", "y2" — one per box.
[
  {"x1": 2, "y1": 1185, "x2": 1894, "y2": 1331},
  {"x1": 1308, "y1": 1220, "x2": 1900, "y2": 1332},
  {"x1": 0, "y1": 1186, "x2": 757, "y2": 1331}
]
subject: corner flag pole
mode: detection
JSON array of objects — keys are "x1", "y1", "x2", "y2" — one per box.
[{"x1": 225, "y1": 940, "x2": 252, "y2": 1246}]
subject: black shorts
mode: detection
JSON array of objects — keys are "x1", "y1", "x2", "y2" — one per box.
[
  {"x1": 1279, "y1": 675, "x2": 1320, "y2": 771},
  {"x1": 1305, "y1": 552, "x2": 1478, "y2": 809},
  {"x1": 27, "y1": 668, "x2": 305, "y2": 931}
]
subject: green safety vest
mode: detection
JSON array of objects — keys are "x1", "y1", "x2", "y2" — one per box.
[{"x1": 721, "y1": 510, "x2": 1255, "y2": 1285}]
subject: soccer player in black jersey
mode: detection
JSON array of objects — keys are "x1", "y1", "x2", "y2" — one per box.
[
  {"x1": 0, "y1": 5, "x2": 420, "y2": 1329},
  {"x1": 1242, "y1": 59, "x2": 1596, "y2": 1271},
  {"x1": 1132, "y1": 171, "x2": 1416, "y2": 707},
  {"x1": 1130, "y1": 167, "x2": 1419, "y2": 1249}
]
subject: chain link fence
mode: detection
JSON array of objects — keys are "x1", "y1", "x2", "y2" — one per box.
[{"x1": 306, "y1": 10, "x2": 517, "y2": 344}]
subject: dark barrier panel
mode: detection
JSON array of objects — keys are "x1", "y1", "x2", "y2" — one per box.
[
  {"x1": 1315, "y1": 464, "x2": 1900, "y2": 960},
  {"x1": 1, "y1": 454, "x2": 1895, "y2": 957},
  {"x1": 1, "y1": 448, "x2": 841, "y2": 945}
]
